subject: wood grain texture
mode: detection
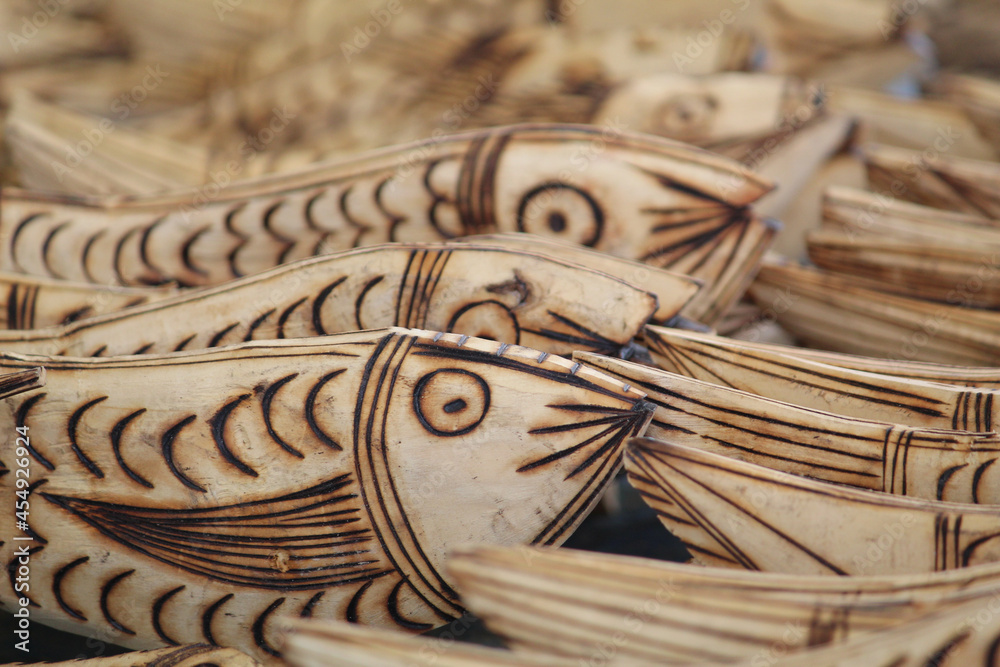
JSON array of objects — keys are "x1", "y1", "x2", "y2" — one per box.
[
  {"x1": 11, "y1": 644, "x2": 260, "y2": 667},
  {"x1": 643, "y1": 325, "x2": 1000, "y2": 430},
  {"x1": 749, "y1": 261, "x2": 1000, "y2": 365},
  {"x1": 0, "y1": 366, "x2": 44, "y2": 401},
  {"x1": 0, "y1": 124, "x2": 772, "y2": 288},
  {"x1": 933, "y1": 73, "x2": 1000, "y2": 158},
  {"x1": 0, "y1": 241, "x2": 666, "y2": 358},
  {"x1": 0, "y1": 272, "x2": 175, "y2": 330},
  {"x1": 579, "y1": 351, "x2": 1000, "y2": 504},
  {"x1": 281, "y1": 618, "x2": 572, "y2": 667},
  {"x1": 450, "y1": 544, "x2": 1000, "y2": 666},
  {"x1": 863, "y1": 143, "x2": 1000, "y2": 219},
  {"x1": 626, "y1": 437, "x2": 1000, "y2": 575},
  {"x1": 0, "y1": 328, "x2": 652, "y2": 662}
]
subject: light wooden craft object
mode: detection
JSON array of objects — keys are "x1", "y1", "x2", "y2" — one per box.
[
  {"x1": 15, "y1": 644, "x2": 261, "y2": 667},
  {"x1": 449, "y1": 544, "x2": 1000, "y2": 666},
  {"x1": 0, "y1": 125, "x2": 774, "y2": 307},
  {"x1": 0, "y1": 328, "x2": 653, "y2": 662},
  {"x1": 627, "y1": 437, "x2": 1000, "y2": 575},
  {"x1": 0, "y1": 240, "x2": 677, "y2": 358},
  {"x1": 643, "y1": 324, "x2": 1000, "y2": 431},
  {"x1": 864, "y1": 143, "x2": 1000, "y2": 219},
  {"x1": 749, "y1": 261, "x2": 1000, "y2": 365},
  {"x1": 933, "y1": 72, "x2": 1000, "y2": 156},
  {"x1": 580, "y1": 352, "x2": 1000, "y2": 504}
]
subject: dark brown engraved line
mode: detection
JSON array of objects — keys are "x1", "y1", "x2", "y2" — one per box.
[
  {"x1": 365, "y1": 335, "x2": 460, "y2": 615},
  {"x1": 5, "y1": 284, "x2": 18, "y2": 329},
  {"x1": 306, "y1": 369, "x2": 347, "y2": 450},
  {"x1": 417, "y1": 250, "x2": 452, "y2": 328},
  {"x1": 133, "y1": 343, "x2": 155, "y2": 355},
  {"x1": 68, "y1": 397, "x2": 108, "y2": 478},
  {"x1": 976, "y1": 391, "x2": 984, "y2": 433},
  {"x1": 935, "y1": 514, "x2": 946, "y2": 571},
  {"x1": 937, "y1": 464, "x2": 966, "y2": 501},
  {"x1": 152, "y1": 586, "x2": 185, "y2": 646},
  {"x1": 60, "y1": 305, "x2": 93, "y2": 326},
  {"x1": 263, "y1": 201, "x2": 296, "y2": 244},
  {"x1": 339, "y1": 186, "x2": 369, "y2": 248},
  {"x1": 16, "y1": 393, "x2": 52, "y2": 470},
  {"x1": 253, "y1": 597, "x2": 286, "y2": 657},
  {"x1": 111, "y1": 409, "x2": 153, "y2": 488},
  {"x1": 355, "y1": 276, "x2": 384, "y2": 329},
  {"x1": 627, "y1": 448, "x2": 758, "y2": 570},
  {"x1": 299, "y1": 591, "x2": 325, "y2": 618},
  {"x1": 987, "y1": 392, "x2": 995, "y2": 432},
  {"x1": 202, "y1": 593, "x2": 233, "y2": 645},
  {"x1": 394, "y1": 250, "x2": 417, "y2": 326},
  {"x1": 261, "y1": 373, "x2": 304, "y2": 458},
  {"x1": 81, "y1": 229, "x2": 107, "y2": 284},
  {"x1": 40, "y1": 221, "x2": 70, "y2": 279},
  {"x1": 930, "y1": 168, "x2": 994, "y2": 218},
  {"x1": 91, "y1": 345, "x2": 108, "y2": 357},
  {"x1": 181, "y1": 226, "x2": 211, "y2": 280},
  {"x1": 424, "y1": 158, "x2": 459, "y2": 239},
  {"x1": 99, "y1": 569, "x2": 136, "y2": 635},
  {"x1": 987, "y1": 625, "x2": 1000, "y2": 665},
  {"x1": 696, "y1": 431, "x2": 872, "y2": 479},
  {"x1": 53, "y1": 556, "x2": 89, "y2": 620},
  {"x1": 518, "y1": 415, "x2": 636, "y2": 472},
  {"x1": 402, "y1": 250, "x2": 429, "y2": 328},
  {"x1": 277, "y1": 297, "x2": 308, "y2": 339},
  {"x1": 471, "y1": 130, "x2": 510, "y2": 234},
  {"x1": 654, "y1": 446, "x2": 852, "y2": 574},
  {"x1": 7, "y1": 546, "x2": 43, "y2": 607},
  {"x1": 224, "y1": 203, "x2": 249, "y2": 278},
  {"x1": 953, "y1": 390, "x2": 969, "y2": 431},
  {"x1": 21, "y1": 284, "x2": 37, "y2": 329},
  {"x1": 374, "y1": 177, "x2": 406, "y2": 242},
  {"x1": 888, "y1": 428, "x2": 906, "y2": 495},
  {"x1": 146, "y1": 644, "x2": 220, "y2": 667},
  {"x1": 456, "y1": 134, "x2": 490, "y2": 233},
  {"x1": 639, "y1": 216, "x2": 732, "y2": 263},
  {"x1": 689, "y1": 213, "x2": 746, "y2": 277},
  {"x1": 953, "y1": 514, "x2": 963, "y2": 574},
  {"x1": 112, "y1": 227, "x2": 143, "y2": 286},
  {"x1": 138, "y1": 216, "x2": 168, "y2": 279},
  {"x1": 973, "y1": 459, "x2": 998, "y2": 504},
  {"x1": 413, "y1": 250, "x2": 449, "y2": 329},
  {"x1": 660, "y1": 343, "x2": 740, "y2": 390},
  {"x1": 345, "y1": 580, "x2": 373, "y2": 623},
  {"x1": 208, "y1": 322, "x2": 240, "y2": 348},
  {"x1": 901, "y1": 429, "x2": 914, "y2": 496},
  {"x1": 209, "y1": 394, "x2": 257, "y2": 477},
  {"x1": 162, "y1": 415, "x2": 205, "y2": 491},
  {"x1": 881, "y1": 428, "x2": 891, "y2": 492},
  {"x1": 524, "y1": 310, "x2": 621, "y2": 355},
  {"x1": 9, "y1": 213, "x2": 49, "y2": 273},
  {"x1": 304, "y1": 191, "x2": 324, "y2": 231},
  {"x1": 173, "y1": 334, "x2": 197, "y2": 352},
  {"x1": 244, "y1": 309, "x2": 276, "y2": 342},
  {"x1": 311, "y1": 276, "x2": 347, "y2": 336},
  {"x1": 924, "y1": 630, "x2": 971, "y2": 667},
  {"x1": 388, "y1": 580, "x2": 433, "y2": 630}
]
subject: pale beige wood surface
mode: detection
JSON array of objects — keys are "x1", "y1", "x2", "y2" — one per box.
[
  {"x1": 579, "y1": 352, "x2": 1000, "y2": 504},
  {"x1": 643, "y1": 325, "x2": 1000, "y2": 430},
  {"x1": 450, "y1": 544, "x2": 1000, "y2": 666},
  {"x1": 933, "y1": 72, "x2": 1000, "y2": 156},
  {"x1": 9, "y1": 644, "x2": 261, "y2": 667},
  {"x1": 0, "y1": 124, "x2": 773, "y2": 289},
  {"x1": 0, "y1": 241, "x2": 665, "y2": 358},
  {"x1": 627, "y1": 437, "x2": 1000, "y2": 575},
  {"x1": 0, "y1": 328, "x2": 652, "y2": 662},
  {"x1": 749, "y1": 261, "x2": 1000, "y2": 365}
]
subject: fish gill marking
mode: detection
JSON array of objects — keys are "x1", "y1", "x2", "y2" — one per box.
[
  {"x1": 311, "y1": 276, "x2": 348, "y2": 336},
  {"x1": 174, "y1": 335, "x2": 197, "y2": 352},
  {"x1": 245, "y1": 309, "x2": 276, "y2": 342},
  {"x1": 972, "y1": 459, "x2": 998, "y2": 504},
  {"x1": 7, "y1": 546, "x2": 43, "y2": 607},
  {"x1": 338, "y1": 186, "x2": 370, "y2": 248},
  {"x1": 68, "y1": 397, "x2": 108, "y2": 478},
  {"x1": 425, "y1": 158, "x2": 458, "y2": 238},
  {"x1": 388, "y1": 580, "x2": 433, "y2": 631},
  {"x1": 524, "y1": 310, "x2": 620, "y2": 355},
  {"x1": 16, "y1": 393, "x2": 52, "y2": 470},
  {"x1": 374, "y1": 177, "x2": 406, "y2": 242},
  {"x1": 299, "y1": 591, "x2": 325, "y2": 618},
  {"x1": 112, "y1": 227, "x2": 141, "y2": 286},
  {"x1": 345, "y1": 580, "x2": 373, "y2": 623},
  {"x1": 260, "y1": 373, "x2": 304, "y2": 458},
  {"x1": 181, "y1": 226, "x2": 212, "y2": 281},
  {"x1": 133, "y1": 342, "x2": 155, "y2": 355},
  {"x1": 305, "y1": 369, "x2": 347, "y2": 450},
  {"x1": 42, "y1": 474, "x2": 382, "y2": 589},
  {"x1": 138, "y1": 216, "x2": 168, "y2": 280},
  {"x1": 208, "y1": 323, "x2": 241, "y2": 348},
  {"x1": 209, "y1": 394, "x2": 257, "y2": 477},
  {"x1": 10, "y1": 212, "x2": 49, "y2": 273},
  {"x1": 937, "y1": 464, "x2": 967, "y2": 501},
  {"x1": 253, "y1": 597, "x2": 286, "y2": 657},
  {"x1": 304, "y1": 191, "x2": 324, "y2": 232},
  {"x1": 99, "y1": 569, "x2": 136, "y2": 635},
  {"x1": 202, "y1": 593, "x2": 234, "y2": 645},
  {"x1": 353, "y1": 334, "x2": 463, "y2": 620},
  {"x1": 152, "y1": 586, "x2": 186, "y2": 646},
  {"x1": 518, "y1": 407, "x2": 642, "y2": 478},
  {"x1": 161, "y1": 415, "x2": 205, "y2": 492},
  {"x1": 355, "y1": 276, "x2": 385, "y2": 330},
  {"x1": 53, "y1": 556, "x2": 89, "y2": 620},
  {"x1": 224, "y1": 203, "x2": 249, "y2": 278},
  {"x1": 277, "y1": 297, "x2": 308, "y2": 339}
]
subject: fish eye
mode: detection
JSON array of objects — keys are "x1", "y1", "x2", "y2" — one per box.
[
  {"x1": 446, "y1": 300, "x2": 521, "y2": 344},
  {"x1": 413, "y1": 369, "x2": 491, "y2": 437},
  {"x1": 516, "y1": 182, "x2": 605, "y2": 247}
]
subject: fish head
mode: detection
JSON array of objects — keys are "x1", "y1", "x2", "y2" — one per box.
[
  {"x1": 357, "y1": 329, "x2": 653, "y2": 611},
  {"x1": 468, "y1": 125, "x2": 773, "y2": 263}
]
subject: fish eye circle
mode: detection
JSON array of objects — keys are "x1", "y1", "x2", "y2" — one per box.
[
  {"x1": 516, "y1": 182, "x2": 604, "y2": 247},
  {"x1": 446, "y1": 300, "x2": 521, "y2": 344},
  {"x1": 413, "y1": 369, "x2": 491, "y2": 437}
]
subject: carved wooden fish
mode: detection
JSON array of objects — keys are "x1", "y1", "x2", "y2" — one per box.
[
  {"x1": 0, "y1": 241, "x2": 673, "y2": 358},
  {"x1": 627, "y1": 437, "x2": 1000, "y2": 575},
  {"x1": 0, "y1": 328, "x2": 652, "y2": 662},
  {"x1": 0, "y1": 124, "x2": 773, "y2": 290}
]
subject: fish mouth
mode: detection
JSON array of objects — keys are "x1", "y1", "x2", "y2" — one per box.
[{"x1": 529, "y1": 399, "x2": 655, "y2": 546}]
